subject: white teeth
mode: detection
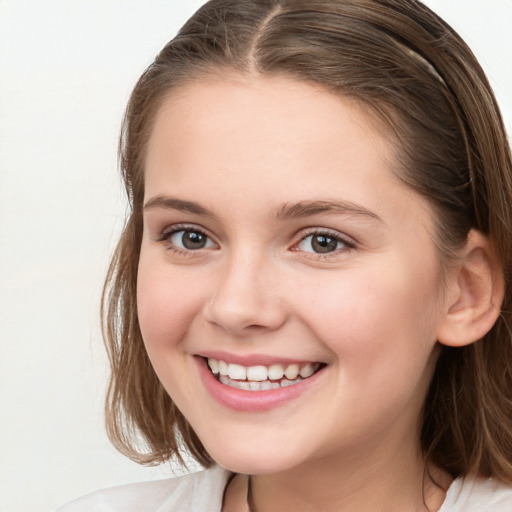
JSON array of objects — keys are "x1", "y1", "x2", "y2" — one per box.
[
  {"x1": 268, "y1": 364, "x2": 284, "y2": 380},
  {"x1": 207, "y1": 358, "x2": 322, "y2": 391},
  {"x1": 284, "y1": 363, "x2": 299, "y2": 380},
  {"x1": 228, "y1": 363, "x2": 247, "y2": 380},
  {"x1": 246, "y1": 365, "x2": 268, "y2": 382},
  {"x1": 299, "y1": 363, "x2": 314, "y2": 378},
  {"x1": 281, "y1": 378, "x2": 301, "y2": 387},
  {"x1": 219, "y1": 374, "x2": 230, "y2": 386},
  {"x1": 218, "y1": 360, "x2": 229, "y2": 376},
  {"x1": 208, "y1": 358, "x2": 219, "y2": 374},
  {"x1": 218, "y1": 374, "x2": 308, "y2": 391},
  {"x1": 249, "y1": 381, "x2": 261, "y2": 391}
]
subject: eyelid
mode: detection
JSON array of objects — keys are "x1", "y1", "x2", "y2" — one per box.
[
  {"x1": 157, "y1": 223, "x2": 209, "y2": 239},
  {"x1": 156, "y1": 223, "x2": 219, "y2": 252},
  {"x1": 154, "y1": 223, "x2": 355, "y2": 259},
  {"x1": 291, "y1": 227, "x2": 357, "y2": 257},
  {"x1": 297, "y1": 227, "x2": 356, "y2": 245}
]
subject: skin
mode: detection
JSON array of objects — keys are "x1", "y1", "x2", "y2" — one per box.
[{"x1": 137, "y1": 75, "x2": 456, "y2": 511}]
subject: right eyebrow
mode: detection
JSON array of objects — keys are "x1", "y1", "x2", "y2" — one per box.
[{"x1": 143, "y1": 195, "x2": 215, "y2": 217}]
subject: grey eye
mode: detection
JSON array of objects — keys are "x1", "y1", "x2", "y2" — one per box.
[
  {"x1": 170, "y1": 230, "x2": 215, "y2": 250},
  {"x1": 298, "y1": 234, "x2": 344, "y2": 254}
]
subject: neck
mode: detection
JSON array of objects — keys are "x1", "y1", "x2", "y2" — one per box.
[{"x1": 247, "y1": 437, "x2": 451, "y2": 512}]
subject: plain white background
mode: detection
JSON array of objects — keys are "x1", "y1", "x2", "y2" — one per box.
[{"x1": 0, "y1": 1, "x2": 510, "y2": 511}]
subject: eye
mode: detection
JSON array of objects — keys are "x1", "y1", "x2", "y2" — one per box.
[
  {"x1": 166, "y1": 228, "x2": 216, "y2": 251},
  {"x1": 296, "y1": 232, "x2": 351, "y2": 254}
]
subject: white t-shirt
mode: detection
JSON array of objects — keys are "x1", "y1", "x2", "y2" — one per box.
[
  {"x1": 55, "y1": 465, "x2": 512, "y2": 512},
  {"x1": 55, "y1": 466, "x2": 229, "y2": 512}
]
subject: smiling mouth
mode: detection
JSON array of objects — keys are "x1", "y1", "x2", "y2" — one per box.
[{"x1": 206, "y1": 358, "x2": 325, "y2": 391}]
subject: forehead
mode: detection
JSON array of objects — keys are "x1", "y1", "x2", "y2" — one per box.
[
  {"x1": 146, "y1": 75, "x2": 394, "y2": 180},
  {"x1": 149, "y1": 73, "x2": 392, "y2": 143},
  {"x1": 143, "y1": 74, "x2": 432, "y2": 230}
]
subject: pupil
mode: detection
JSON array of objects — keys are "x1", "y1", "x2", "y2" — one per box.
[
  {"x1": 183, "y1": 231, "x2": 206, "y2": 249},
  {"x1": 312, "y1": 235, "x2": 337, "y2": 253}
]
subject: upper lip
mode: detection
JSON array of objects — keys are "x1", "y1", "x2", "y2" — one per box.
[{"x1": 195, "y1": 351, "x2": 325, "y2": 367}]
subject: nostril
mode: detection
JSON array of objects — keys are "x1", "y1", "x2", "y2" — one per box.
[{"x1": 204, "y1": 269, "x2": 288, "y2": 334}]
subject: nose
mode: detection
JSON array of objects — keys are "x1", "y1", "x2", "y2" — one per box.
[{"x1": 204, "y1": 250, "x2": 287, "y2": 336}]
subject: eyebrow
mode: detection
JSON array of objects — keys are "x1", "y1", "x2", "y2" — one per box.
[
  {"x1": 275, "y1": 200, "x2": 382, "y2": 223},
  {"x1": 143, "y1": 195, "x2": 214, "y2": 217},
  {"x1": 143, "y1": 195, "x2": 382, "y2": 223}
]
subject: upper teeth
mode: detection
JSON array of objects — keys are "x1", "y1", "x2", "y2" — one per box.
[{"x1": 207, "y1": 359, "x2": 318, "y2": 381}]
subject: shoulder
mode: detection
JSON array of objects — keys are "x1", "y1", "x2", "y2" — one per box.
[
  {"x1": 440, "y1": 474, "x2": 512, "y2": 511},
  {"x1": 54, "y1": 465, "x2": 231, "y2": 512}
]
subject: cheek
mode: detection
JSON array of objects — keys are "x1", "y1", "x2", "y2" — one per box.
[
  {"x1": 136, "y1": 257, "x2": 205, "y2": 351},
  {"x1": 304, "y1": 267, "x2": 442, "y2": 423},
  {"x1": 297, "y1": 263, "x2": 442, "y2": 364}
]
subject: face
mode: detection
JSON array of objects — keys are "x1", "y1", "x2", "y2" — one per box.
[{"x1": 138, "y1": 75, "x2": 449, "y2": 475}]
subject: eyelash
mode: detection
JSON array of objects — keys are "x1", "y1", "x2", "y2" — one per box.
[
  {"x1": 293, "y1": 229, "x2": 356, "y2": 259},
  {"x1": 156, "y1": 224, "x2": 356, "y2": 259},
  {"x1": 157, "y1": 224, "x2": 216, "y2": 256}
]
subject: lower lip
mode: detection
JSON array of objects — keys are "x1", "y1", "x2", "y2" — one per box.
[{"x1": 195, "y1": 357, "x2": 325, "y2": 412}]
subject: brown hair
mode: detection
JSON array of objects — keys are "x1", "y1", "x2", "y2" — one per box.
[{"x1": 102, "y1": 0, "x2": 512, "y2": 478}]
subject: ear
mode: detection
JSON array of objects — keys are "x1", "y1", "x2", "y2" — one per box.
[{"x1": 437, "y1": 229, "x2": 504, "y2": 347}]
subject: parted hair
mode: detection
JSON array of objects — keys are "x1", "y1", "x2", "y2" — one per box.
[{"x1": 102, "y1": 0, "x2": 512, "y2": 479}]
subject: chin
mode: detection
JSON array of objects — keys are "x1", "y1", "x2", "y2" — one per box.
[{"x1": 203, "y1": 441, "x2": 307, "y2": 476}]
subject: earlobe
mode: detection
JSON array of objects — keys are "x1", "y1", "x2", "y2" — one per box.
[{"x1": 437, "y1": 230, "x2": 504, "y2": 347}]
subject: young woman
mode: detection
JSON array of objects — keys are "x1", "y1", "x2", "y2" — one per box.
[{"x1": 58, "y1": 0, "x2": 512, "y2": 510}]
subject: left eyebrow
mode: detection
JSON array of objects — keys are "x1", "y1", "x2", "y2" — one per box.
[{"x1": 274, "y1": 200, "x2": 383, "y2": 223}]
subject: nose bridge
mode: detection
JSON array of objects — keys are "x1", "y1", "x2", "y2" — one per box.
[{"x1": 205, "y1": 245, "x2": 285, "y2": 334}]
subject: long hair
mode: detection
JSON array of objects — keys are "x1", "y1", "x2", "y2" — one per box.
[{"x1": 102, "y1": 0, "x2": 512, "y2": 479}]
